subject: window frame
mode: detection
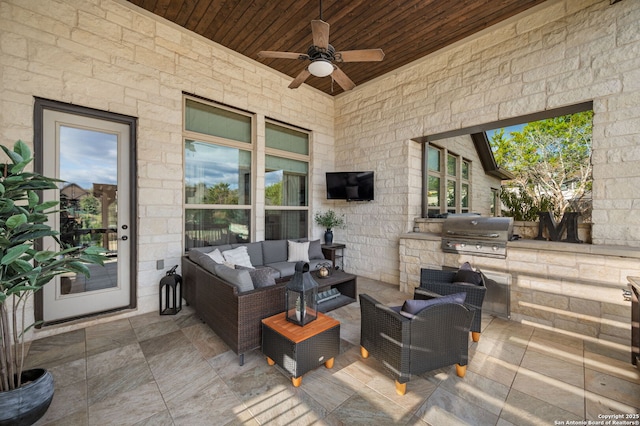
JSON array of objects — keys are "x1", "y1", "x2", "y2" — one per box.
[
  {"x1": 264, "y1": 119, "x2": 311, "y2": 240},
  {"x1": 183, "y1": 95, "x2": 255, "y2": 249},
  {"x1": 423, "y1": 144, "x2": 472, "y2": 217}
]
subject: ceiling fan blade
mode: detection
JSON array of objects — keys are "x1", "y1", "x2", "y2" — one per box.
[
  {"x1": 311, "y1": 20, "x2": 330, "y2": 49},
  {"x1": 331, "y1": 67, "x2": 356, "y2": 91},
  {"x1": 258, "y1": 51, "x2": 309, "y2": 60},
  {"x1": 288, "y1": 69, "x2": 311, "y2": 89},
  {"x1": 336, "y1": 49, "x2": 385, "y2": 63}
]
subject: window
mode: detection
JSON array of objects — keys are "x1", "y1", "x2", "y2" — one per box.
[
  {"x1": 184, "y1": 98, "x2": 253, "y2": 249},
  {"x1": 265, "y1": 122, "x2": 310, "y2": 240},
  {"x1": 425, "y1": 145, "x2": 471, "y2": 217}
]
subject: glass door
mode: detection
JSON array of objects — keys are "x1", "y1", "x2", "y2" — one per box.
[{"x1": 40, "y1": 109, "x2": 132, "y2": 322}]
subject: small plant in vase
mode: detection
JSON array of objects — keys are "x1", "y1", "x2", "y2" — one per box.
[{"x1": 314, "y1": 210, "x2": 345, "y2": 245}]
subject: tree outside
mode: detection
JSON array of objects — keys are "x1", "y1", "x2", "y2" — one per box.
[{"x1": 490, "y1": 111, "x2": 593, "y2": 222}]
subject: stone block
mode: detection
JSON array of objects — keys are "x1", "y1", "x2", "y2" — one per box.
[{"x1": 533, "y1": 291, "x2": 569, "y2": 310}]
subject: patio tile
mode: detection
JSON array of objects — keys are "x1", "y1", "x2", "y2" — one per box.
[
  {"x1": 520, "y1": 349, "x2": 585, "y2": 388},
  {"x1": 438, "y1": 369, "x2": 510, "y2": 416},
  {"x1": 33, "y1": 379, "x2": 87, "y2": 425},
  {"x1": 25, "y1": 277, "x2": 640, "y2": 425},
  {"x1": 25, "y1": 329, "x2": 86, "y2": 369},
  {"x1": 88, "y1": 381, "x2": 167, "y2": 425},
  {"x1": 585, "y1": 368, "x2": 640, "y2": 410},
  {"x1": 84, "y1": 318, "x2": 137, "y2": 357},
  {"x1": 87, "y1": 358, "x2": 155, "y2": 406},
  {"x1": 511, "y1": 366, "x2": 585, "y2": 417},
  {"x1": 415, "y1": 386, "x2": 499, "y2": 426},
  {"x1": 331, "y1": 386, "x2": 416, "y2": 425},
  {"x1": 500, "y1": 388, "x2": 584, "y2": 426}
]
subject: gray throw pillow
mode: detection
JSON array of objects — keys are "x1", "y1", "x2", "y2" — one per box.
[
  {"x1": 401, "y1": 292, "x2": 467, "y2": 317},
  {"x1": 454, "y1": 268, "x2": 483, "y2": 285},
  {"x1": 236, "y1": 265, "x2": 276, "y2": 288},
  {"x1": 308, "y1": 239, "x2": 324, "y2": 260}
]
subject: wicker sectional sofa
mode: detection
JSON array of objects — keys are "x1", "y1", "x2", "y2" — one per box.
[{"x1": 181, "y1": 239, "x2": 327, "y2": 365}]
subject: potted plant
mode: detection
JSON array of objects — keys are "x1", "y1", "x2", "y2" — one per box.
[
  {"x1": 0, "y1": 141, "x2": 104, "y2": 425},
  {"x1": 314, "y1": 210, "x2": 345, "y2": 245}
]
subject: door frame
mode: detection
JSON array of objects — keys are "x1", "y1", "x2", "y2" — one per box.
[{"x1": 33, "y1": 97, "x2": 138, "y2": 325}]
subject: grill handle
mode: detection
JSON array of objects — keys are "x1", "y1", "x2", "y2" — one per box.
[{"x1": 445, "y1": 231, "x2": 500, "y2": 238}]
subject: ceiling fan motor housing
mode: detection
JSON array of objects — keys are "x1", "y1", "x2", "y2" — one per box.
[{"x1": 307, "y1": 44, "x2": 336, "y2": 61}]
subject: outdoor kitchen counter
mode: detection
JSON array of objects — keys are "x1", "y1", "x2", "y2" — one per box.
[
  {"x1": 400, "y1": 231, "x2": 640, "y2": 259},
  {"x1": 399, "y1": 230, "x2": 640, "y2": 362}
]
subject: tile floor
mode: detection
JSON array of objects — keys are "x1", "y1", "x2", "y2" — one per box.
[{"x1": 28, "y1": 277, "x2": 640, "y2": 425}]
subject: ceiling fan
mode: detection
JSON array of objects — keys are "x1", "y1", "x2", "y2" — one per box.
[{"x1": 257, "y1": 2, "x2": 384, "y2": 91}]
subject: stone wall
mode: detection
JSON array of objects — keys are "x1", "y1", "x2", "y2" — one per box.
[
  {"x1": 0, "y1": 0, "x2": 334, "y2": 336},
  {"x1": 335, "y1": 0, "x2": 640, "y2": 284},
  {"x1": 400, "y1": 233, "x2": 639, "y2": 360}
]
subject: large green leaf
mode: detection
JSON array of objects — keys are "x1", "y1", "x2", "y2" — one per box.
[
  {"x1": 33, "y1": 200, "x2": 59, "y2": 212},
  {"x1": 5, "y1": 214, "x2": 27, "y2": 229},
  {"x1": 13, "y1": 139, "x2": 31, "y2": 160},
  {"x1": 34, "y1": 250, "x2": 57, "y2": 262},
  {"x1": 27, "y1": 190, "x2": 39, "y2": 208},
  {"x1": 0, "y1": 244, "x2": 30, "y2": 265}
]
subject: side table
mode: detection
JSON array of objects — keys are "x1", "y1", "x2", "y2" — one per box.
[
  {"x1": 261, "y1": 312, "x2": 340, "y2": 387},
  {"x1": 321, "y1": 243, "x2": 345, "y2": 270}
]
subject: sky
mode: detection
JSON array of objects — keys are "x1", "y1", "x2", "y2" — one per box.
[
  {"x1": 59, "y1": 126, "x2": 118, "y2": 189},
  {"x1": 485, "y1": 123, "x2": 526, "y2": 142}
]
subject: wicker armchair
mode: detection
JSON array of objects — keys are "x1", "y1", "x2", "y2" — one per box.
[
  {"x1": 417, "y1": 268, "x2": 486, "y2": 342},
  {"x1": 359, "y1": 293, "x2": 473, "y2": 396}
]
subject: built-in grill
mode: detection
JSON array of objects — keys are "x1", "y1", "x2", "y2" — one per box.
[{"x1": 441, "y1": 215, "x2": 514, "y2": 259}]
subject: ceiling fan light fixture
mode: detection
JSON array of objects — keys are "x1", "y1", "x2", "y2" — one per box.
[{"x1": 308, "y1": 59, "x2": 334, "y2": 77}]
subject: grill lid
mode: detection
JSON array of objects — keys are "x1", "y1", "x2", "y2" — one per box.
[
  {"x1": 441, "y1": 215, "x2": 514, "y2": 258},
  {"x1": 442, "y1": 215, "x2": 514, "y2": 241}
]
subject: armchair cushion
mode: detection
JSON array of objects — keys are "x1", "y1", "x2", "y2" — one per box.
[
  {"x1": 401, "y1": 292, "x2": 466, "y2": 317},
  {"x1": 454, "y1": 268, "x2": 483, "y2": 286}
]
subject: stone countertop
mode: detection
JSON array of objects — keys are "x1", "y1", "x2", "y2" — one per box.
[{"x1": 400, "y1": 232, "x2": 640, "y2": 259}]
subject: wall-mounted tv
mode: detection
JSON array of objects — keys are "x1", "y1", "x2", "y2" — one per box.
[{"x1": 326, "y1": 171, "x2": 374, "y2": 201}]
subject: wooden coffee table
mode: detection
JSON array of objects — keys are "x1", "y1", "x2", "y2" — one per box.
[
  {"x1": 261, "y1": 312, "x2": 340, "y2": 387},
  {"x1": 315, "y1": 270, "x2": 357, "y2": 312}
]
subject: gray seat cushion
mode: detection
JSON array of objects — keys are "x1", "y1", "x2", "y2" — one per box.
[{"x1": 266, "y1": 261, "x2": 295, "y2": 278}]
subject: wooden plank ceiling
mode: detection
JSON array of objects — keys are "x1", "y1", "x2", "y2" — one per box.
[{"x1": 127, "y1": 0, "x2": 548, "y2": 96}]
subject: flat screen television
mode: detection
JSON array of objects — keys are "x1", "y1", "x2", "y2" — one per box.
[{"x1": 326, "y1": 171, "x2": 374, "y2": 201}]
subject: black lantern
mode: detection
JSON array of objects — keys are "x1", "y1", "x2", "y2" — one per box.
[
  {"x1": 285, "y1": 262, "x2": 318, "y2": 326},
  {"x1": 159, "y1": 265, "x2": 182, "y2": 315}
]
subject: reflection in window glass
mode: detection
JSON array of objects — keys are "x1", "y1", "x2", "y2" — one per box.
[
  {"x1": 462, "y1": 161, "x2": 469, "y2": 180},
  {"x1": 461, "y1": 183, "x2": 469, "y2": 211},
  {"x1": 185, "y1": 100, "x2": 251, "y2": 143},
  {"x1": 184, "y1": 140, "x2": 251, "y2": 205},
  {"x1": 265, "y1": 210, "x2": 308, "y2": 240},
  {"x1": 266, "y1": 122, "x2": 308, "y2": 155},
  {"x1": 265, "y1": 156, "x2": 308, "y2": 207},
  {"x1": 447, "y1": 180, "x2": 456, "y2": 209},
  {"x1": 185, "y1": 209, "x2": 250, "y2": 248},
  {"x1": 447, "y1": 154, "x2": 456, "y2": 176},
  {"x1": 428, "y1": 176, "x2": 440, "y2": 207},
  {"x1": 428, "y1": 147, "x2": 440, "y2": 172}
]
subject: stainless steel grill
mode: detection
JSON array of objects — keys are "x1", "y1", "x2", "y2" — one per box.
[{"x1": 441, "y1": 215, "x2": 514, "y2": 259}]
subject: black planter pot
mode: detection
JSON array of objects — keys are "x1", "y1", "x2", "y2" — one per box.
[
  {"x1": 0, "y1": 368, "x2": 54, "y2": 426},
  {"x1": 324, "y1": 229, "x2": 333, "y2": 245}
]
